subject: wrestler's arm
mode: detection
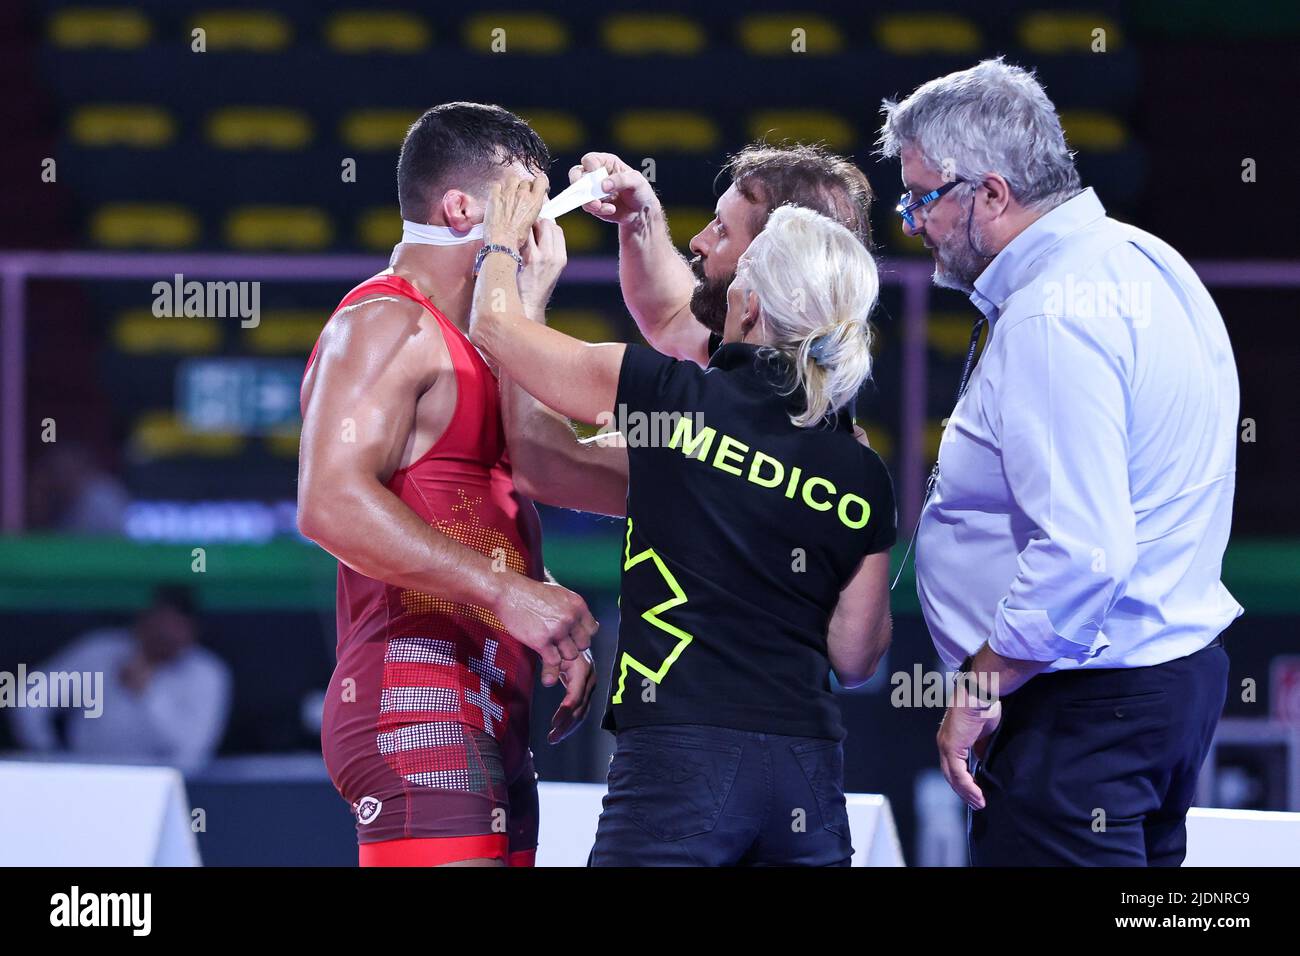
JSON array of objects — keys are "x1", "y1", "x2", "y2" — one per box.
[
  {"x1": 569, "y1": 151, "x2": 710, "y2": 366},
  {"x1": 501, "y1": 376, "x2": 628, "y2": 517},
  {"x1": 297, "y1": 296, "x2": 596, "y2": 678}
]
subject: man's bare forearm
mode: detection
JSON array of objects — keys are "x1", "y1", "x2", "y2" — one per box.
[
  {"x1": 501, "y1": 375, "x2": 628, "y2": 517},
  {"x1": 617, "y1": 204, "x2": 701, "y2": 359}
]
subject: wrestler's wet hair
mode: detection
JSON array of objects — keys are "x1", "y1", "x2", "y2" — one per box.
[{"x1": 398, "y1": 102, "x2": 550, "y2": 222}]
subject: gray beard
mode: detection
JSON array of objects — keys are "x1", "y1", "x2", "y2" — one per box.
[{"x1": 931, "y1": 203, "x2": 990, "y2": 293}]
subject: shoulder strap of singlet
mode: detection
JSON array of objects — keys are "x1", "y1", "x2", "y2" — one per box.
[{"x1": 303, "y1": 273, "x2": 497, "y2": 463}]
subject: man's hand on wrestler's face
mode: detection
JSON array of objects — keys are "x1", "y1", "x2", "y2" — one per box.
[
  {"x1": 518, "y1": 218, "x2": 567, "y2": 321},
  {"x1": 569, "y1": 151, "x2": 658, "y2": 225}
]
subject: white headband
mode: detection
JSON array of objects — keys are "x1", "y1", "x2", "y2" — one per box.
[
  {"x1": 400, "y1": 220, "x2": 484, "y2": 246},
  {"x1": 398, "y1": 166, "x2": 611, "y2": 248}
]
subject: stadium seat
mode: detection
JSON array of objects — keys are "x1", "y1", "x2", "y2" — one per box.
[
  {"x1": 69, "y1": 105, "x2": 175, "y2": 148},
  {"x1": 748, "y1": 111, "x2": 855, "y2": 151},
  {"x1": 207, "y1": 107, "x2": 313, "y2": 151},
  {"x1": 340, "y1": 109, "x2": 421, "y2": 150},
  {"x1": 518, "y1": 110, "x2": 586, "y2": 153},
  {"x1": 1060, "y1": 110, "x2": 1129, "y2": 151},
  {"x1": 926, "y1": 312, "x2": 985, "y2": 359},
  {"x1": 225, "y1": 206, "x2": 333, "y2": 250},
  {"x1": 187, "y1": 11, "x2": 291, "y2": 52},
  {"x1": 612, "y1": 110, "x2": 719, "y2": 153},
  {"x1": 324, "y1": 11, "x2": 431, "y2": 53},
  {"x1": 247, "y1": 312, "x2": 327, "y2": 354},
  {"x1": 601, "y1": 14, "x2": 706, "y2": 56},
  {"x1": 556, "y1": 213, "x2": 602, "y2": 253},
  {"x1": 263, "y1": 427, "x2": 302, "y2": 458},
  {"x1": 875, "y1": 14, "x2": 981, "y2": 55},
  {"x1": 113, "y1": 311, "x2": 221, "y2": 355},
  {"x1": 737, "y1": 14, "x2": 845, "y2": 55},
  {"x1": 858, "y1": 423, "x2": 893, "y2": 462},
  {"x1": 1019, "y1": 13, "x2": 1121, "y2": 53},
  {"x1": 461, "y1": 14, "x2": 568, "y2": 54},
  {"x1": 90, "y1": 203, "x2": 200, "y2": 248},
  {"x1": 129, "y1": 411, "x2": 245, "y2": 459},
  {"x1": 548, "y1": 310, "x2": 618, "y2": 343},
  {"x1": 49, "y1": 8, "x2": 152, "y2": 49},
  {"x1": 357, "y1": 207, "x2": 401, "y2": 252},
  {"x1": 662, "y1": 206, "x2": 714, "y2": 247}
]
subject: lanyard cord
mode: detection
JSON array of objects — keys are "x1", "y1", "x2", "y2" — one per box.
[{"x1": 890, "y1": 316, "x2": 988, "y2": 591}]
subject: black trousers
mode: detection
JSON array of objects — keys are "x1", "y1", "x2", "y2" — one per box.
[{"x1": 969, "y1": 638, "x2": 1228, "y2": 866}]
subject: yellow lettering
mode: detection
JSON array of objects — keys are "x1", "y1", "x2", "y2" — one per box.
[
  {"x1": 712, "y1": 434, "x2": 748, "y2": 476},
  {"x1": 802, "y1": 476, "x2": 835, "y2": 511},
  {"x1": 668, "y1": 416, "x2": 715, "y2": 460},
  {"x1": 837, "y1": 494, "x2": 871, "y2": 529},
  {"x1": 784, "y1": 466, "x2": 802, "y2": 499},
  {"x1": 747, "y1": 451, "x2": 784, "y2": 488}
]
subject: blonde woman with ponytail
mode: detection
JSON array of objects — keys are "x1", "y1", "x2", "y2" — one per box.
[{"x1": 471, "y1": 174, "x2": 896, "y2": 867}]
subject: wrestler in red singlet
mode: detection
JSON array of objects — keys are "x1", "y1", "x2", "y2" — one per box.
[{"x1": 305, "y1": 274, "x2": 544, "y2": 867}]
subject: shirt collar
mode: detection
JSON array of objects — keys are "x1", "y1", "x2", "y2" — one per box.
[
  {"x1": 707, "y1": 342, "x2": 855, "y2": 430},
  {"x1": 969, "y1": 187, "x2": 1106, "y2": 321}
]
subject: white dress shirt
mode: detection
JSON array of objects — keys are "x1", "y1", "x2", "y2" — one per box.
[
  {"x1": 916, "y1": 188, "x2": 1243, "y2": 671},
  {"x1": 9, "y1": 629, "x2": 231, "y2": 773}
]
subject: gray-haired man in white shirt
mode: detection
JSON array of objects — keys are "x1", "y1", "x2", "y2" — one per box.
[{"x1": 879, "y1": 58, "x2": 1240, "y2": 866}]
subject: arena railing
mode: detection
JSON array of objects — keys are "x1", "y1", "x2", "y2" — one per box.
[{"x1": 2, "y1": 252, "x2": 1299, "y2": 534}]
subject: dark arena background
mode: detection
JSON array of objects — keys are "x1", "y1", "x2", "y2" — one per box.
[{"x1": 0, "y1": 0, "x2": 1298, "y2": 904}]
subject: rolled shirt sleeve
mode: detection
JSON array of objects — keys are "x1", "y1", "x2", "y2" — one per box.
[{"x1": 989, "y1": 313, "x2": 1138, "y2": 663}]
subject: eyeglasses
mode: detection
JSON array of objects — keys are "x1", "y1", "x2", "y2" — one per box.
[{"x1": 895, "y1": 180, "x2": 965, "y2": 229}]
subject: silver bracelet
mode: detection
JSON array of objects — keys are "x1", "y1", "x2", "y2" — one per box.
[{"x1": 474, "y1": 243, "x2": 523, "y2": 276}]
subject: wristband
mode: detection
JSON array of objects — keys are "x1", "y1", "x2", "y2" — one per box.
[{"x1": 474, "y1": 243, "x2": 523, "y2": 276}]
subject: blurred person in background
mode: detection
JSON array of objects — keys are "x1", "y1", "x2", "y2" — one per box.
[
  {"x1": 10, "y1": 585, "x2": 231, "y2": 774},
  {"x1": 26, "y1": 440, "x2": 129, "y2": 535}
]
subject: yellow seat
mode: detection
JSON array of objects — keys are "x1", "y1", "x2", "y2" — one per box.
[
  {"x1": 601, "y1": 14, "x2": 705, "y2": 56},
  {"x1": 91, "y1": 204, "x2": 200, "y2": 248},
  {"x1": 130, "y1": 410, "x2": 245, "y2": 459},
  {"x1": 856, "y1": 423, "x2": 893, "y2": 462},
  {"x1": 876, "y1": 14, "x2": 980, "y2": 55},
  {"x1": 69, "y1": 104, "x2": 175, "y2": 148},
  {"x1": 613, "y1": 110, "x2": 719, "y2": 153},
  {"x1": 114, "y1": 310, "x2": 221, "y2": 354},
  {"x1": 927, "y1": 313, "x2": 984, "y2": 359},
  {"x1": 663, "y1": 206, "x2": 714, "y2": 248},
  {"x1": 748, "y1": 111, "x2": 855, "y2": 151},
  {"x1": 357, "y1": 207, "x2": 401, "y2": 251},
  {"x1": 738, "y1": 14, "x2": 844, "y2": 55},
  {"x1": 462, "y1": 14, "x2": 568, "y2": 54},
  {"x1": 225, "y1": 206, "x2": 333, "y2": 250},
  {"x1": 556, "y1": 213, "x2": 602, "y2": 253},
  {"x1": 518, "y1": 110, "x2": 585, "y2": 153},
  {"x1": 548, "y1": 310, "x2": 617, "y2": 343},
  {"x1": 49, "y1": 8, "x2": 151, "y2": 49},
  {"x1": 189, "y1": 10, "x2": 291, "y2": 51},
  {"x1": 924, "y1": 418, "x2": 949, "y2": 461},
  {"x1": 340, "y1": 109, "x2": 422, "y2": 150},
  {"x1": 1060, "y1": 110, "x2": 1128, "y2": 152},
  {"x1": 1019, "y1": 13, "x2": 1120, "y2": 53},
  {"x1": 263, "y1": 426, "x2": 302, "y2": 458},
  {"x1": 248, "y1": 311, "x2": 327, "y2": 354},
  {"x1": 325, "y1": 11, "x2": 431, "y2": 53},
  {"x1": 207, "y1": 107, "x2": 313, "y2": 150}
]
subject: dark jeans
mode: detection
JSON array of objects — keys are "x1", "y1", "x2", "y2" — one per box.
[
  {"x1": 589, "y1": 724, "x2": 853, "y2": 866},
  {"x1": 970, "y1": 638, "x2": 1229, "y2": 866}
]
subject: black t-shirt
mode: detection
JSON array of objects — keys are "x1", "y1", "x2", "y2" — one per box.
[{"x1": 603, "y1": 342, "x2": 897, "y2": 741}]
